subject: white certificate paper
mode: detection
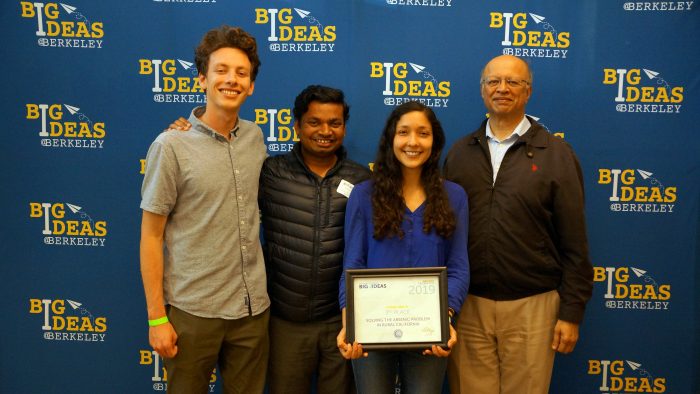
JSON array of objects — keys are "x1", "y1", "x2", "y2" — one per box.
[{"x1": 352, "y1": 275, "x2": 442, "y2": 344}]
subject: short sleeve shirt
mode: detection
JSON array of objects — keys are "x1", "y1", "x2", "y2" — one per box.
[{"x1": 141, "y1": 108, "x2": 269, "y2": 319}]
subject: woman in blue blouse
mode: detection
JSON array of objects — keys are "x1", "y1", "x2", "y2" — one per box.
[{"x1": 337, "y1": 101, "x2": 470, "y2": 393}]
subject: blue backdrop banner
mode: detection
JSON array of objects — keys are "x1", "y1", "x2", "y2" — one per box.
[{"x1": 1, "y1": 1, "x2": 698, "y2": 393}]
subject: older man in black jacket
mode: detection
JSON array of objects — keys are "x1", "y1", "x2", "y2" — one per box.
[
  {"x1": 259, "y1": 85, "x2": 370, "y2": 394},
  {"x1": 445, "y1": 55, "x2": 593, "y2": 394}
]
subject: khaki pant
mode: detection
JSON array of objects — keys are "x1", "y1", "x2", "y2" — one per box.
[
  {"x1": 448, "y1": 291, "x2": 559, "y2": 394},
  {"x1": 164, "y1": 306, "x2": 270, "y2": 394}
]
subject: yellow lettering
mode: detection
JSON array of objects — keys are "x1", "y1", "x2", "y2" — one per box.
[
  {"x1": 65, "y1": 220, "x2": 79, "y2": 236},
  {"x1": 438, "y1": 81, "x2": 451, "y2": 97},
  {"x1": 512, "y1": 13, "x2": 527, "y2": 29},
  {"x1": 254, "y1": 109, "x2": 269, "y2": 124},
  {"x1": 592, "y1": 267, "x2": 606, "y2": 282},
  {"x1": 94, "y1": 317, "x2": 108, "y2": 332},
  {"x1": 94, "y1": 221, "x2": 108, "y2": 237},
  {"x1": 393, "y1": 63, "x2": 408, "y2": 79},
  {"x1": 634, "y1": 187, "x2": 649, "y2": 202},
  {"x1": 139, "y1": 59, "x2": 153, "y2": 75},
  {"x1": 393, "y1": 80, "x2": 407, "y2": 96},
  {"x1": 45, "y1": 3, "x2": 59, "y2": 19},
  {"x1": 664, "y1": 187, "x2": 676, "y2": 203},
  {"x1": 627, "y1": 69, "x2": 641, "y2": 85},
  {"x1": 587, "y1": 360, "x2": 601, "y2": 374},
  {"x1": 161, "y1": 60, "x2": 176, "y2": 76},
  {"x1": 278, "y1": 8, "x2": 292, "y2": 24},
  {"x1": 615, "y1": 267, "x2": 629, "y2": 283},
  {"x1": 29, "y1": 299, "x2": 43, "y2": 313},
  {"x1": 139, "y1": 350, "x2": 154, "y2": 365},
  {"x1": 65, "y1": 316, "x2": 79, "y2": 331},
  {"x1": 602, "y1": 69, "x2": 618, "y2": 85},
  {"x1": 620, "y1": 169, "x2": 635, "y2": 185},
  {"x1": 670, "y1": 87, "x2": 683, "y2": 103},
  {"x1": 254, "y1": 9, "x2": 269, "y2": 24},
  {"x1": 653, "y1": 377, "x2": 666, "y2": 392},
  {"x1": 557, "y1": 32, "x2": 570, "y2": 48},
  {"x1": 29, "y1": 203, "x2": 43, "y2": 218},
  {"x1": 324, "y1": 26, "x2": 336, "y2": 41},
  {"x1": 79, "y1": 317, "x2": 94, "y2": 331},
  {"x1": 20, "y1": 1, "x2": 35, "y2": 18},
  {"x1": 91, "y1": 22, "x2": 104, "y2": 39},
  {"x1": 489, "y1": 12, "x2": 503, "y2": 28},
  {"x1": 620, "y1": 187, "x2": 634, "y2": 202}
]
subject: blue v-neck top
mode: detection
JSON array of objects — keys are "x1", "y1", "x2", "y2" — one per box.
[{"x1": 339, "y1": 180, "x2": 470, "y2": 314}]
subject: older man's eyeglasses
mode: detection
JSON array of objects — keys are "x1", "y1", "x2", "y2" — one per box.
[{"x1": 481, "y1": 78, "x2": 531, "y2": 89}]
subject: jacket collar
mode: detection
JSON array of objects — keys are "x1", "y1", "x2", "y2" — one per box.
[
  {"x1": 291, "y1": 142, "x2": 348, "y2": 177},
  {"x1": 469, "y1": 115, "x2": 548, "y2": 149}
]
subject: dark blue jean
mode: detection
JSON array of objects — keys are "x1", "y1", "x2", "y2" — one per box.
[{"x1": 351, "y1": 350, "x2": 447, "y2": 394}]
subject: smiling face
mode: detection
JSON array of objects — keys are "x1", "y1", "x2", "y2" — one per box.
[
  {"x1": 480, "y1": 55, "x2": 532, "y2": 120},
  {"x1": 198, "y1": 47, "x2": 255, "y2": 117},
  {"x1": 392, "y1": 110, "x2": 434, "y2": 174},
  {"x1": 296, "y1": 101, "x2": 346, "y2": 161}
]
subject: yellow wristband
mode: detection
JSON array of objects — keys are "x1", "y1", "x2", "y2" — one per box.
[{"x1": 148, "y1": 316, "x2": 169, "y2": 327}]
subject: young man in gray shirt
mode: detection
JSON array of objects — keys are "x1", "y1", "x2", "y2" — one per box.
[{"x1": 140, "y1": 26, "x2": 269, "y2": 393}]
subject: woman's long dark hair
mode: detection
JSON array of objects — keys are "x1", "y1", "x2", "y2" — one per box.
[{"x1": 371, "y1": 101, "x2": 456, "y2": 240}]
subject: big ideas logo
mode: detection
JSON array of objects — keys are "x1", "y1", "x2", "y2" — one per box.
[
  {"x1": 588, "y1": 359, "x2": 666, "y2": 393},
  {"x1": 622, "y1": 1, "x2": 693, "y2": 11},
  {"x1": 255, "y1": 8, "x2": 337, "y2": 52},
  {"x1": 139, "y1": 350, "x2": 218, "y2": 392},
  {"x1": 29, "y1": 298, "x2": 108, "y2": 342},
  {"x1": 594, "y1": 265, "x2": 671, "y2": 311},
  {"x1": 254, "y1": 108, "x2": 298, "y2": 154},
  {"x1": 26, "y1": 103, "x2": 105, "y2": 149},
  {"x1": 370, "y1": 61, "x2": 451, "y2": 107},
  {"x1": 602, "y1": 68, "x2": 684, "y2": 114},
  {"x1": 19, "y1": 2, "x2": 104, "y2": 48},
  {"x1": 598, "y1": 168, "x2": 676, "y2": 213},
  {"x1": 489, "y1": 11, "x2": 570, "y2": 59},
  {"x1": 138, "y1": 58, "x2": 205, "y2": 104},
  {"x1": 29, "y1": 202, "x2": 108, "y2": 247}
]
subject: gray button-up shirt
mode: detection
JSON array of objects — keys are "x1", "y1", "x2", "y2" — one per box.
[{"x1": 141, "y1": 108, "x2": 269, "y2": 319}]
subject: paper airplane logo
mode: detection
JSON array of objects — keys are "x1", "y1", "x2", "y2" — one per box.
[
  {"x1": 60, "y1": 3, "x2": 77, "y2": 15},
  {"x1": 643, "y1": 69, "x2": 659, "y2": 80},
  {"x1": 67, "y1": 299, "x2": 82, "y2": 309},
  {"x1": 631, "y1": 267, "x2": 647, "y2": 277},
  {"x1": 64, "y1": 104, "x2": 80, "y2": 115},
  {"x1": 409, "y1": 63, "x2": 425, "y2": 74},
  {"x1": 294, "y1": 8, "x2": 310, "y2": 18},
  {"x1": 626, "y1": 360, "x2": 642, "y2": 371},
  {"x1": 66, "y1": 203, "x2": 82, "y2": 214},
  {"x1": 637, "y1": 169, "x2": 653, "y2": 180},
  {"x1": 529, "y1": 13, "x2": 546, "y2": 24},
  {"x1": 177, "y1": 59, "x2": 194, "y2": 70}
]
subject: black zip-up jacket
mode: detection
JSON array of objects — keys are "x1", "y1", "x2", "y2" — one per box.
[
  {"x1": 444, "y1": 117, "x2": 593, "y2": 323},
  {"x1": 259, "y1": 143, "x2": 371, "y2": 322}
]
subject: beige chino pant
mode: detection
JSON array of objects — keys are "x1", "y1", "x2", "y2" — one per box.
[{"x1": 448, "y1": 291, "x2": 559, "y2": 394}]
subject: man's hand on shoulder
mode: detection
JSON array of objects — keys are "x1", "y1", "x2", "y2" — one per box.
[{"x1": 167, "y1": 117, "x2": 191, "y2": 132}]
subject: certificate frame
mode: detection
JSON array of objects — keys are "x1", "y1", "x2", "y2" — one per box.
[{"x1": 345, "y1": 267, "x2": 449, "y2": 351}]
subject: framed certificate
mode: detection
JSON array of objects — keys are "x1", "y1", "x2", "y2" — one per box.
[{"x1": 345, "y1": 267, "x2": 449, "y2": 350}]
